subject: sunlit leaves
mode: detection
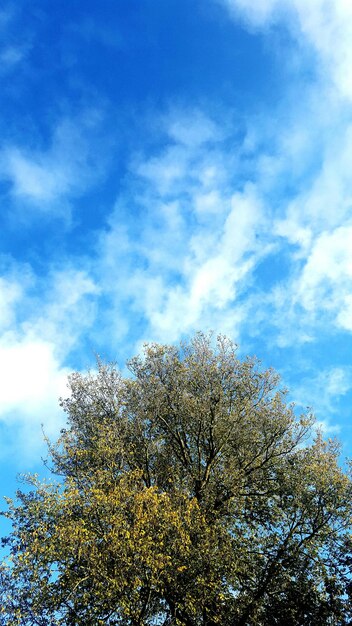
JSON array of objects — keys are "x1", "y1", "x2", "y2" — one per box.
[{"x1": 1, "y1": 333, "x2": 352, "y2": 624}]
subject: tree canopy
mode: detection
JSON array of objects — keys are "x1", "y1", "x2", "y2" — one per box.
[{"x1": 1, "y1": 333, "x2": 352, "y2": 625}]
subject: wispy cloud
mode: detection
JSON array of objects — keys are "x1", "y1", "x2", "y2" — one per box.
[
  {"x1": 95, "y1": 84, "x2": 352, "y2": 351},
  {"x1": 0, "y1": 110, "x2": 110, "y2": 217},
  {"x1": 96, "y1": 108, "x2": 273, "y2": 347},
  {"x1": 296, "y1": 225, "x2": 352, "y2": 325},
  {"x1": 0, "y1": 45, "x2": 27, "y2": 69},
  {"x1": 0, "y1": 4, "x2": 31, "y2": 73},
  {"x1": 0, "y1": 276, "x2": 23, "y2": 330},
  {"x1": 289, "y1": 365, "x2": 352, "y2": 434},
  {"x1": 203, "y1": 0, "x2": 352, "y2": 351},
  {"x1": 220, "y1": 0, "x2": 352, "y2": 100}
]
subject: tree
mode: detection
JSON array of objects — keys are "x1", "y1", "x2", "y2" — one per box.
[{"x1": 1, "y1": 333, "x2": 352, "y2": 625}]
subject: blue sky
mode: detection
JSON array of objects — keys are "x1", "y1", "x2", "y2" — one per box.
[{"x1": 1, "y1": 0, "x2": 352, "y2": 505}]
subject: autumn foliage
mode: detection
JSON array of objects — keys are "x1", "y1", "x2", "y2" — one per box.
[{"x1": 1, "y1": 334, "x2": 352, "y2": 624}]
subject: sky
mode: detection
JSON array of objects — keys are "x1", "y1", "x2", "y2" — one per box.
[{"x1": 1, "y1": 0, "x2": 352, "y2": 507}]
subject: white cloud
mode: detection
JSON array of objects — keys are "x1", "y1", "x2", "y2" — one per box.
[
  {"x1": 0, "y1": 45, "x2": 26, "y2": 68},
  {"x1": 135, "y1": 107, "x2": 232, "y2": 199},
  {"x1": 250, "y1": 221, "x2": 352, "y2": 346},
  {"x1": 0, "y1": 335, "x2": 70, "y2": 463},
  {"x1": 0, "y1": 6, "x2": 31, "y2": 72},
  {"x1": 0, "y1": 337, "x2": 68, "y2": 424},
  {"x1": 136, "y1": 145, "x2": 188, "y2": 195},
  {"x1": 194, "y1": 190, "x2": 224, "y2": 215},
  {"x1": 207, "y1": 1, "x2": 352, "y2": 348},
  {"x1": 0, "y1": 264, "x2": 99, "y2": 462},
  {"x1": 96, "y1": 89, "x2": 352, "y2": 354},
  {"x1": 3, "y1": 148, "x2": 68, "y2": 202},
  {"x1": 99, "y1": 109, "x2": 271, "y2": 346},
  {"x1": 0, "y1": 333, "x2": 70, "y2": 466},
  {"x1": 0, "y1": 277, "x2": 23, "y2": 330},
  {"x1": 27, "y1": 268, "x2": 99, "y2": 354},
  {"x1": 166, "y1": 109, "x2": 224, "y2": 147},
  {"x1": 296, "y1": 225, "x2": 352, "y2": 328},
  {"x1": 219, "y1": 0, "x2": 283, "y2": 27},
  {"x1": 0, "y1": 111, "x2": 108, "y2": 214},
  {"x1": 220, "y1": 0, "x2": 352, "y2": 100},
  {"x1": 275, "y1": 123, "x2": 352, "y2": 245},
  {"x1": 289, "y1": 365, "x2": 352, "y2": 433}
]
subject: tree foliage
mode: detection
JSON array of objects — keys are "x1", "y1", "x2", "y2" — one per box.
[{"x1": 1, "y1": 333, "x2": 352, "y2": 625}]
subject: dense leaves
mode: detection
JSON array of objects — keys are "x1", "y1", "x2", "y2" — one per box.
[{"x1": 1, "y1": 333, "x2": 352, "y2": 624}]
